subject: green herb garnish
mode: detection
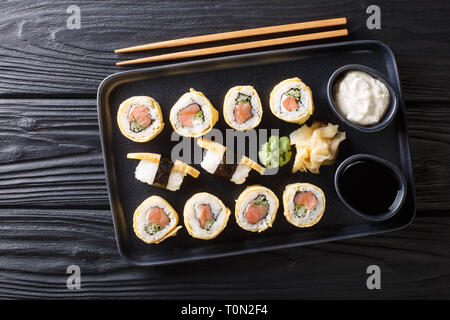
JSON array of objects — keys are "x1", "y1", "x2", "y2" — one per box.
[
  {"x1": 144, "y1": 223, "x2": 163, "y2": 235},
  {"x1": 205, "y1": 218, "x2": 215, "y2": 230},
  {"x1": 236, "y1": 93, "x2": 252, "y2": 104},
  {"x1": 278, "y1": 136, "x2": 292, "y2": 166},
  {"x1": 194, "y1": 111, "x2": 204, "y2": 122},
  {"x1": 253, "y1": 195, "x2": 269, "y2": 209},
  {"x1": 294, "y1": 204, "x2": 308, "y2": 218},
  {"x1": 285, "y1": 88, "x2": 301, "y2": 100},
  {"x1": 130, "y1": 117, "x2": 145, "y2": 133},
  {"x1": 258, "y1": 136, "x2": 292, "y2": 168}
]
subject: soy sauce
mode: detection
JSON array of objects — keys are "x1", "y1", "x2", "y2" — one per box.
[{"x1": 339, "y1": 159, "x2": 400, "y2": 216}]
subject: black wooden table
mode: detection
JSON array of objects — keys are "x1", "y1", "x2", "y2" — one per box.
[{"x1": 0, "y1": 0, "x2": 449, "y2": 299}]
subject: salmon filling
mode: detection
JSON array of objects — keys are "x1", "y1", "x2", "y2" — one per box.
[
  {"x1": 234, "y1": 93, "x2": 253, "y2": 123},
  {"x1": 129, "y1": 105, "x2": 152, "y2": 132},
  {"x1": 293, "y1": 191, "x2": 318, "y2": 217},
  {"x1": 196, "y1": 204, "x2": 215, "y2": 230},
  {"x1": 244, "y1": 195, "x2": 269, "y2": 224},
  {"x1": 145, "y1": 206, "x2": 169, "y2": 235},
  {"x1": 178, "y1": 103, "x2": 203, "y2": 127},
  {"x1": 281, "y1": 88, "x2": 301, "y2": 112},
  {"x1": 234, "y1": 102, "x2": 253, "y2": 123}
]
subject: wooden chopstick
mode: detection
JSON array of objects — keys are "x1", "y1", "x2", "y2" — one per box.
[
  {"x1": 115, "y1": 17, "x2": 347, "y2": 53},
  {"x1": 116, "y1": 29, "x2": 348, "y2": 66}
]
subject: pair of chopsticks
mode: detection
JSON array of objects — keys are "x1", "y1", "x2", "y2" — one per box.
[{"x1": 115, "y1": 17, "x2": 348, "y2": 66}]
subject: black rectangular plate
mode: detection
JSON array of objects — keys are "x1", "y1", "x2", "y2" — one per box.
[{"x1": 97, "y1": 40, "x2": 416, "y2": 266}]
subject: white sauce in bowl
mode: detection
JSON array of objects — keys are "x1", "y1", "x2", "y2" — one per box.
[{"x1": 334, "y1": 70, "x2": 390, "y2": 126}]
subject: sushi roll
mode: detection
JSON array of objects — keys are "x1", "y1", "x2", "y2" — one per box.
[
  {"x1": 169, "y1": 88, "x2": 219, "y2": 138},
  {"x1": 133, "y1": 195, "x2": 182, "y2": 244},
  {"x1": 183, "y1": 192, "x2": 231, "y2": 240},
  {"x1": 117, "y1": 96, "x2": 164, "y2": 142},
  {"x1": 235, "y1": 185, "x2": 279, "y2": 232},
  {"x1": 223, "y1": 85, "x2": 262, "y2": 131},
  {"x1": 197, "y1": 137, "x2": 265, "y2": 184},
  {"x1": 283, "y1": 183, "x2": 326, "y2": 228},
  {"x1": 269, "y1": 77, "x2": 314, "y2": 124},
  {"x1": 127, "y1": 152, "x2": 200, "y2": 191}
]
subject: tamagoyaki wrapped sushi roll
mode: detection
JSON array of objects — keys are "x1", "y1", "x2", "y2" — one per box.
[
  {"x1": 183, "y1": 192, "x2": 231, "y2": 240},
  {"x1": 169, "y1": 88, "x2": 219, "y2": 138},
  {"x1": 269, "y1": 77, "x2": 314, "y2": 124},
  {"x1": 223, "y1": 85, "x2": 263, "y2": 131},
  {"x1": 127, "y1": 152, "x2": 200, "y2": 192},
  {"x1": 283, "y1": 183, "x2": 326, "y2": 228},
  {"x1": 117, "y1": 96, "x2": 164, "y2": 142},
  {"x1": 235, "y1": 185, "x2": 279, "y2": 232},
  {"x1": 133, "y1": 195, "x2": 182, "y2": 244},
  {"x1": 197, "y1": 137, "x2": 265, "y2": 185}
]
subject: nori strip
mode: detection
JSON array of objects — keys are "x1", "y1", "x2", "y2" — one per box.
[
  {"x1": 153, "y1": 157, "x2": 173, "y2": 188},
  {"x1": 214, "y1": 154, "x2": 238, "y2": 180}
]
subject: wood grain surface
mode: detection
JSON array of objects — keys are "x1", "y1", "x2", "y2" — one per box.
[
  {"x1": 0, "y1": 0, "x2": 449, "y2": 299},
  {"x1": 0, "y1": 209, "x2": 448, "y2": 299}
]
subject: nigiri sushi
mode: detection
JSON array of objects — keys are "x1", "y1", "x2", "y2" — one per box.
[
  {"x1": 197, "y1": 137, "x2": 264, "y2": 184},
  {"x1": 127, "y1": 152, "x2": 199, "y2": 191}
]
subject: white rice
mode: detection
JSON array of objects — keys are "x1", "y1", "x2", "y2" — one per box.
[
  {"x1": 230, "y1": 163, "x2": 251, "y2": 184},
  {"x1": 134, "y1": 159, "x2": 187, "y2": 191},
  {"x1": 166, "y1": 169, "x2": 186, "y2": 192},
  {"x1": 184, "y1": 193, "x2": 229, "y2": 239},
  {"x1": 272, "y1": 81, "x2": 312, "y2": 121},
  {"x1": 134, "y1": 200, "x2": 178, "y2": 243},
  {"x1": 170, "y1": 90, "x2": 213, "y2": 137},
  {"x1": 134, "y1": 159, "x2": 158, "y2": 185},
  {"x1": 285, "y1": 184, "x2": 325, "y2": 226},
  {"x1": 224, "y1": 86, "x2": 262, "y2": 131},
  {"x1": 118, "y1": 96, "x2": 162, "y2": 140},
  {"x1": 200, "y1": 148, "x2": 225, "y2": 174},
  {"x1": 236, "y1": 188, "x2": 277, "y2": 232}
]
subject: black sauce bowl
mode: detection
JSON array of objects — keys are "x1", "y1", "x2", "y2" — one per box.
[
  {"x1": 327, "y1": 64, "x2": 399, "y2": 133},
  {"x1": 334, "y1": 154, "x2": 407, "y2": 222}
]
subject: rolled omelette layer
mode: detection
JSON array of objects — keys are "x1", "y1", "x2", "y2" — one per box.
[
  {"x1": 197, "y1": 138, "x2": 264, "y2": 184},
  {"x1": 223, "y1": 85, "x2": 262, "y2": 131},
  {"x1": 283, "y1": 183, "x2": 325, "y2": 228},
  {"x1": 133, "y1": 195, "x2": 182, "y2": 244},
  {"x1": 235, "y1": 185, "x2": 279, "y2": 232},
  {"x1": 183, "y1": 192, "x2": 231, "y2": 240},
  {"x1": 117, "y1": 96, "x2": 164, "y2": 142},
  {"x1": 169, "y1": 88, "x2": 219, "y2": 138},
  {"x1": 127, "y1": 152, "x2": 200, "y2": 192},
  {"x1": 269, "y1": 77, "x2": 314, "y2": 124}
]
